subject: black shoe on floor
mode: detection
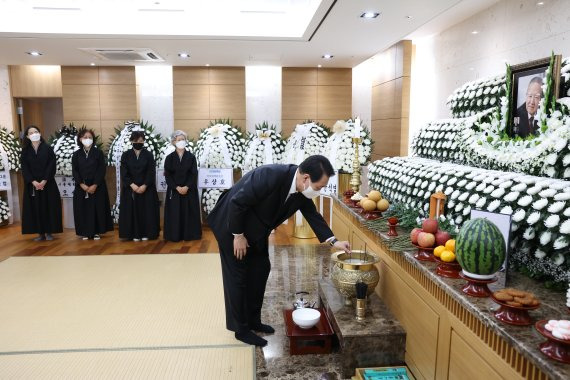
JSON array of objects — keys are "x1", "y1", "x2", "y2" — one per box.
[
  {"x1": 250, "y1": 323, "x2": 275, "y2": 334},
  {"x1": 235, "y1": 331, "x2": 267, "y2": 347}
]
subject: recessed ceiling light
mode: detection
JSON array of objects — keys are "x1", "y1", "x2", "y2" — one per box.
[
  {"x1": 178, "y1": 52, "x2": 190, "y2": 58},
  {"x1": 537, "y1": 1, "x2": 544, "y2": 5},
  {"x1": 27, "y1": 51, "x2": 42, "y2": 56},
  {"x1": 471, "y1": 30, "x2": 479, "y2": 35},
  {"x1": 317, "y1": 64, "x2": 322, "y2": 68},
  {"x1": 406, "y1": 15, "x2": 413, "y2": 20},
  {"x1": 360, "y1": 11, "x2": 380, "y2": 19},
  {"x1": 205, "y1": 64, "x2": 210, "y2": 67},
  {"x1": 90, "y1": 63, "x2": 95, "y2": 66},
  {"x1": 322, "y1": 54, "x2": 333, "y2": 59}
]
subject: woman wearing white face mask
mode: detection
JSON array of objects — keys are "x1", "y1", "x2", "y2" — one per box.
[
  {"x1": 162, "y1": 130, "x2": 202, "y2": 242},
  {"x1": 20, "y1": 125, "x2": 62, "y2": 241},
  {"x1": 71, "y1": 128, "x2": 113, "y2": 240}
]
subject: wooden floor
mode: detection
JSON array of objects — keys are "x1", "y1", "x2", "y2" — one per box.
[{"x1": 0, "y1": 222, "x2": 321, "y2": 261}]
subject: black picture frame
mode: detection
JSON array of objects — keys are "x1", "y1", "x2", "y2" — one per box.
[{"x1": 508, "y1": 56, "x2": 562, "y2": 138}]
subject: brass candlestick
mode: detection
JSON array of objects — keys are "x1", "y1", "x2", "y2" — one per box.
[{"x1": 349, "y1": 137, "x2": 362, "y2": 192}]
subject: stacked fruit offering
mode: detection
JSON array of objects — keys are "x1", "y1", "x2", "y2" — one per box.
[{"x1": 354, "y1": 190, "x2": 390, "y2": 220}]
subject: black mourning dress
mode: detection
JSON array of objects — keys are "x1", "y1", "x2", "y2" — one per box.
[
  {"x1": 71, "y1": 146, "x2": 113, "y2": 237},
  {"x1": 118, "y1": 148, "x2": 160, "y2": 240},
  {"x1": 20, "y1": 142, "x2": 63, "y2": 234},
  {"x1": 163, "y1": 150, "x2": 202, "y2": 242}
]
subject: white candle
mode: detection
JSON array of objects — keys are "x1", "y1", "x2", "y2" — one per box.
[{"x1": 353, "y1": 118, "x2": 362, "y2": 138}]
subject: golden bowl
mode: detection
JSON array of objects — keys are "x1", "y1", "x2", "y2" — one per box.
[{"x1": 330, "y1": 250, "x2": 380, "y2": 303}]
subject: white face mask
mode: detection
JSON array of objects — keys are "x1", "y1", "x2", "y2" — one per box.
[
  {"x1": 29, "y1": 132, "x2": 41, "y2": 142},
  {"x1": 82, "y1": 138, "x2": 93, "y2": 147},
  {"x1": 301, "y1": 179, "x2": 321, "y2": 199},
  {"x1": 175, "y1": 140, "x2": 187, "y2": 149}
]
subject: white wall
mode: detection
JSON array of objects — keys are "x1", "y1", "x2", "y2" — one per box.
[
  {"x1": 245, "y1": 66, "x2": 281, "y2": 133},
  {"x1": 135, "y1": 66, "x2": 174, "y2": 139},
  {"x1": 410, "y1": 0, "x2": 570, "y2": 146},
  {"x1": 352, "y1": 60, "x2": 372, "y2": 130},
  {"x1": 0, "y1": 66, "x2": 14, "y2": 132}
]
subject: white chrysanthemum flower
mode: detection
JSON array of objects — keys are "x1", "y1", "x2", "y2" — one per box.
[
  {"x1": 534, "y1": 249, "x2": 546, "y2": 259},
  {"x1": 503, "y1": 191, "x2": 520, "y2": 203},
  {"x1": 560, "y1": 219, "x2": 570, "y2": 234},
  {"x1": 518, "y1": 195, "x2": 533, "y2": 207},
  {"x1": 465, "y1": 182, "x2": 477, "y2": 190},
  {"x1": 484, "y1": 185, "x2": 495, "y2": 194},
  {"x1": 512, "y1": 209, "x2": 526, "y2": 222},
  {"x1": 487, "y1": 200, "x2": 501, "y2": 212},
  {"x1": 539, "y1": 188, "x2": 556, "y2": 198},
  {"x1": 540, "y1": 232, "x2": 552, "y2": 245},
  {"x1": 458, "y1": 192, "x2": 469, "y2": 201},
  {"x1": 463, "y1": 205, "x2": 472, "y2": 216},
  {"x1": 523, "y1": 227, "x2": 535, "y2": 240},
  {"x1": 545, "y1": 214, "x2": 561, "y2": 228},
  {"x1": 563, "y1": 154, "x2": 570, "y2": 166},
  {"x1": 544, "y1": 166, "x2": 556, "y2": 177},
  {"x1": 527, "y1": 211, "x2": 541, "y2": 225},
  {"x1": 499, "y1": 180, "x2": 513, "y2": 189},
  {"x1": 500, "y1": 206, "x2": 513, "y2": 215},
  {"x1": 491, "y1": 188, "x2": 505, "y2": 198},
  {"x1": 548, "y1": 201, "x2": 566, "y2": 214},
  {"x1": 476, "y1": 197, "x2": 487, "y2": 208},
  {"x1": 451, "y1": 190, "x2": 460, "y2": 199},
  {"x1": 532, "y1": 198, "x2": 548, "y2": 210},
  {"x1": 511, "y1": 183, "x2": 527, "y2": 192},
  {"x1": 527, "y1": 186, "x2": 541, "y2": 195},
  {"x1": 554, "y1": 193, "x2": 570, "y2": 201},
  {"x1": 545, "y1": 153, "x2": 558, "y2": 165},
  {"x1": 554, "y1": 253, "x2": 565, "y2": 266},
  {"x1": 475, "y1": 183, "x2": 486, "y2": 192},
  {"x1": 554, "y1": 138, "x2": 567, "y2": 152},
  {"x1": 554, "y1": 236, "x2": 569, "y2": 250},
  {"x1": 455, "y1": 203, "x2": 464, "y2": 212},
  {"x1": 447, "y1": 177, "x2": 457, "y2": 186},
  {"x1": 448, "y1": 200, "x2": 456, "y2": 208},
  {"x1": 469, "y1": 194, "x2": 480, "y2": 204}
]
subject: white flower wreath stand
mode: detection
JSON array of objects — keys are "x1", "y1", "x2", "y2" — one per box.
[{"x1": 0, "y1": 144, "x2": 14, "y2": 225}]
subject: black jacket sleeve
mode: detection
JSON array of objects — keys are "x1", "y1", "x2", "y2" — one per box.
[
  {"x1": 186, "y1": 153, "x2": 198, "y2": 191},
  {"x1": 144, "y1": 150, "x2": 156, "y2": 187},
  {"x1": 72, "y1": 150, "x2": 82, "y2": 185},
  {"x1": 94, "y1": 149, "x2": 106, "y2": 186},
  {"x1": 299, "y1": 198, "x2": 334, "y2": 243},
  {"x1": 227, "y1": 167, "x2": 281, "y2": 235},
  {"x1": 120, "y1": 151, "x2": 132, "y2": 187},
  {"x1": 163, "y1": 153, "x2": 176, "y2": 189},
  {"x1": 43, "y1": 145, "x2": 57, "y2": 182},
  {"x1": 21, "y1": 149, "x2": 33, "y2": 184}
]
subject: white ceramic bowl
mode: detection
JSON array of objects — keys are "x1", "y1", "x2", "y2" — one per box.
[{"x1": 292, "y1": 308, "x2": 321, "y2": 329}]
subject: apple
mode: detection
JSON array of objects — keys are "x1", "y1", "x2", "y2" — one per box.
[
  {"x1": 410, "y1": 228, "x2": 422, "y2": 244},
  {"x1": 435, "y1": 230, "x2": 451, "y2": 247},
  {"x1": 417, "y1": 232, "x2": 436, "y2": 248},
  {"x1": 422, "y1": 219, "x2": 438, "y2": 234}
]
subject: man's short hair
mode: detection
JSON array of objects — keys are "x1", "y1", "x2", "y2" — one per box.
[
  {"x1": 528, "y1": 76, "x2": 543, "y2": 89},
  {"x1": 299, "y1": 155, "x2": 335, "y2": 182}
]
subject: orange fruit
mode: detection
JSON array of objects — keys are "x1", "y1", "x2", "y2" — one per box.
[
  {"x1": 445, "y1": 239, "x2": 456, "y2": 253},
  {"x1": 440, "y1": 250, "x2": 456, "y2": 263},
  {"x1": 433, "y1": 246, "x2": 445, "y2": 258}
]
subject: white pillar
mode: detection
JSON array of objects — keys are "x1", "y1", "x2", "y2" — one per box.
[
  {"x1": 135, "y1": 66, "x2": 174, "y2": 139},
  {"x1": 245, "y1": 66, "x2": 282, "y2": 133}
]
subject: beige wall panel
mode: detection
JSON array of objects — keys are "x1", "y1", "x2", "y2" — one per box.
[
  {"x1": 280, "y1": 120, "x2": 305, "y2": 138},
  {"x1": 209, "y1": 84, "x2": 246, "y2": 120},
  {"x1": 64, "y1": 120, "x2": 101, "y2": 136},
  {"x1": 100, "y1": 120, "x2": 127, "y2": 143},
  {"x1": 62, "y1": 84, "x2": 100, "y2": 121},
  {"x1": 61, "y1": 66, "x2": 98, "y2": 85},
  {"x1": 174, "y1": 120, "x2": 209, "y2": 140},
  {"x1": 319, "y1": 119, "x2": 340, "y2": 130},
  {"x1": 282, "y1": 68, "x2": 317, "y2": 86},
  {"x1": 372, "y1": 80, "x2": 397, "y2": 120},
  {"x1": 317, "y1": 85, "x2": 351, "y2": 120},
  {"x1": 208, "y1": 67, "x2": 245, "y2": 85},
  {"x1": 173, "y1": 85, "x2": 210, "y2": 120},
  {"x1": 99, "y1": 85, "x2": 138, "y2": 120},
  {"x1": 371, "y1": 119, "x2": 401, "y2": 158},
  {"x1": 399, "y1": 118, "x2": 410, "y2": 156},
  {"x1": 173, "y1": 67, "x2": 209, "y2": 85},
  {"x1": 282, "y1": 85, "x2": 317, "y2": 120},
  {"x1": 396, "y1": 40, "x2": 413, "y2": 79},
  {"x1": 398, "y1": 76, "x2": 411, "y2": 118},
  {"x1": 372, "y1": 47, "x2": 397, "y2": 86},
  {"x1": 232, "y1": 119, "x2": 246, "y2": 130},
  {"x1": 448, "y1": 331, "x2": 501, "y2": 380},
  {"x1": 377, "y1": 263, "x2": 439, "y2": 380},
  {"x1": 10, "y1": 65, "x2": 62, "y2": 97},
  {"x1": 317, "y1": 68, "x2": 352, "y2": 86},
  {"x1": 98, "y1": 67, "x2": 136, "y2": 85}
]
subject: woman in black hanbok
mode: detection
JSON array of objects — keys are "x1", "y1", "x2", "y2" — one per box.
[
  {"x1": 71, "y1": 128, "x2": 113, "y2": 240},
  {"x1": 118, "y1": 131, "x2": 160, "y2": 241},
  {"x1": 20, "y1": 125, "x2": 62, "y2": 240},
  {"x1": 163, "y1": 130, "x2": 202, "y2": 242}
]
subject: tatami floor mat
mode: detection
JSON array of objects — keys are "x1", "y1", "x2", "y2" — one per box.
[
  {"x1": 0, "y1": 255, "x2": 240, "y2": 352},
  {"x1": 0, "y1": 346, "x2": 254, "y2": 380}
]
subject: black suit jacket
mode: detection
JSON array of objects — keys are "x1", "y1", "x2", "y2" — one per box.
[
  {"x1": 207, "y1": 164, "x2": 333, "y2": 243},
  {"x1": 515, "y1": 104, "x2": 539, "y2": 138}
]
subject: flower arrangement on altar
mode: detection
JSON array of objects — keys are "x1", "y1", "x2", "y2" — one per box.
[
  {"x1": 324, "y1": 119, "x2": 373, "y2": 172},
  {"x1": 368, "y1": 156, "x2": 570, "y2": 288},
  {"x1": 195, "y1": 119, "x2": 245, "y2": 169},
  {"x1": 107, "y1": 120, "x2": 167, "y2": 167},
  {"x1": 243, "y1": 122, "x2": 286, "y2": 170},
  {"x1": 0, "y1": 196, "x2": 10, "y2": 223},
  {"x1": 0, "y1": 126, "x2": 21, "y2": 171},
  {"x1": 202, "y1": 188, "x2": 223, "y2": 215},
  {"x1": 283, "y1": 121, "x2": 330, "y2": 164}
]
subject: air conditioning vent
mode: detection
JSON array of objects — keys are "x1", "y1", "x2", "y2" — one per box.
[{"x1": 79, "y1": 48, "x2": 164, "y2": 62}]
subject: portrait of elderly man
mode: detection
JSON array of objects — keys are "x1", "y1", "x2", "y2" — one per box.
[{"x1": 514, "y1": 76, "x2": 543, "y2": 138}]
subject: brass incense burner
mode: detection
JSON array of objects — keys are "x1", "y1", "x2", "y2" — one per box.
[{"x1": 330, "y1": 250, "x2": 380, "y2": 305}]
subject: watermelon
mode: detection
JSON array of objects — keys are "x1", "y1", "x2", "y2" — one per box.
[{"x1": 456, "y1": 218, "x2": 505, "y2": 279}]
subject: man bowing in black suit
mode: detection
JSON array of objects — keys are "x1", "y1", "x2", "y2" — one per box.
[{"x1": 207, "y1": 155, "x2": 351, "y2": 346}]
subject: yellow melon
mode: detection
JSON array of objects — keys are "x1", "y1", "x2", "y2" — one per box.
[
  {"x1": 361, "y1": 199, "x2": 377, "y2": 211},
  {"x1": 376, "y1": 199, "x2": 390, "y2": 212},
  {"x1": 367, "y1": 190, "x2": 382, "y2": 202}
]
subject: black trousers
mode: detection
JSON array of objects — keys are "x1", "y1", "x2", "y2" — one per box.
[{"x1": 216, "y1": 233, "x2": 271, "y2": 333}]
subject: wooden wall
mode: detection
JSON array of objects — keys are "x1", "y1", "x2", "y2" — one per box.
[
  {"x1": 281, "y1": 68, "x2": 351, "y2": 137},
  {"x1": 173, "y1": 67, "x2": 246, "y2": 140},
  {"x1": 9, "y1": 66, "x2": 62, "y2": 98},
  {"x1": 371, "y1": 40, "x2": 412, "y2": 161},
  {"x1": 61, "y1": 66, "x2": 139, "y2": 142}
]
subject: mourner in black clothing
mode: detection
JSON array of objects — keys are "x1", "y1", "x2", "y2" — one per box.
[
  {"x1": 118, "y1": 130, "x2": 160, "y2": 241},
  {"x1": 20, "y1": 125, "x2": 62, "y2": 241},
  {"x1": 163, "y1": 130, "x2": 202, "y2": 242},
  {"x1": 207, "y1": 155, "x2": 351, "y2": 346},
  {"x1": 71, "y1": 128, "x2": 113, "y2": 240}
]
